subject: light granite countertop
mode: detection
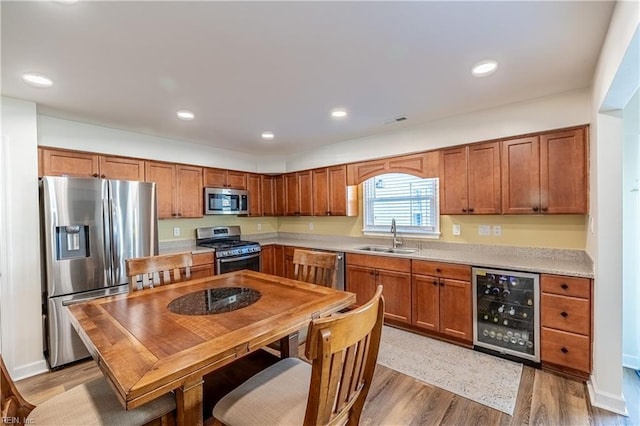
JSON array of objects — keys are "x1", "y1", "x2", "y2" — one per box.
[{"x1": 160, "y1": 232, "x2": 593, "y2": 278}]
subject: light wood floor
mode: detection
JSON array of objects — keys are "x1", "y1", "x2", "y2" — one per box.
[{"x1": 15, "y1": 353, "x2": 640, "y2": 425}]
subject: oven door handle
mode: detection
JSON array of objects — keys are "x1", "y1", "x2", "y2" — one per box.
[{"x1": 218, "y1": 253, "x2": 261, "y2": 263}]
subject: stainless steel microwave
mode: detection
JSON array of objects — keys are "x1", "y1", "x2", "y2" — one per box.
[{"x1": 204, "y1": 188, "x2": 249, "y2": 215}]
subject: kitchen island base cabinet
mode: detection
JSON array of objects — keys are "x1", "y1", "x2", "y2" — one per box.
[
  {"x1": 346, "y1": 253, "x2": 411, "y2": 324},
  {"x1": 412, "y1": 260, "x2": 472, "y2": 343}
]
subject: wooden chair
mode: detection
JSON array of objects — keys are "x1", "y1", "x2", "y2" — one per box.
[
  {"x1": 269, "y1": 249, "x2": 340, "y2": 354},
  {"x1": 126, "y1": 252, "x2": 193, "y2": 292},
  {"x1": 212, "y1": 285, "x2": 385, "y2": 426},
  {"x1": 0, "y1": 355, "x2": 176, "y2": 425},
  {"x1": 292, "y1": 249, "x2": 339, "y2": 289}
]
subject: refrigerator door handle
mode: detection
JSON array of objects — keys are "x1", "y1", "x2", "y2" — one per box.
[{"x1": 103, "y1": 197, "x2": 114, "y2": 286}]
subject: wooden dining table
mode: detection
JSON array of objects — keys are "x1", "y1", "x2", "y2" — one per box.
[{"x1": 67, "y1": 269, "x2": 356, "y2": 426}]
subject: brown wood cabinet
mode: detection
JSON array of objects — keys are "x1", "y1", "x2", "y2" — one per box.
[
  {"x1": 204, "y1": 168, "x2": 247, "y2": 189},
  {"x1": 412, "y1": 260, "x2": 472, "y2": 342},
  {"x1": 346, "y1": 253, "x2": 411, "y2": 323},
  {"x1": 440, "y1": 142, "x2": 501, "y2": 215},
  {"x1": 312, "y1": 165, "x2": 350, "y2": 216},
  {"x1": 260, "y1": 245, "x2": 275, "y2": 275},
  {"x1": 347, "y1": 151, "x2": 439, "y2": 185},
  {"x1": 260, "y1": 175, "x2": 275, "y2": 216},
  {"x1": 273, "y1": 175, "x2": 286, "y2": 216},
  {"x1": 39, "y1": 148, "x2": 145, "y2": 180},
  {"x1": 246, "y1": 173, "x2": 262, "y2": 216},
  {"x1": 285, "y1": 171, "x2": 313, "y2": 216},
  {"x1": 502, "y1": 127, "x2": 587, "y2": 214},
  {"x1": 541, "y1": 274, "x2": 592, "y2": 376},
  {"x1": 191, "y1": 252, "x2": 215, "y2": 278},
  {"x1": 145, "y1": 162, "x2": 203, "y2": 219}
]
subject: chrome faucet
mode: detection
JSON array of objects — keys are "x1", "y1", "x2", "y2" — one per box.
[{"x1": 390, "y1": 218, "x2": 402, "y2": 248}]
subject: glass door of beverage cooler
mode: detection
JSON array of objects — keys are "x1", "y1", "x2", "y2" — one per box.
[{"x1": 472, "y1": 267, "x2": 540, "y2": 363}]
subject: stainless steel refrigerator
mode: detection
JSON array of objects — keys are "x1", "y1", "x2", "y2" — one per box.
[{"x1": 40, "y1": 176, "x2": 158, "y2": 368}]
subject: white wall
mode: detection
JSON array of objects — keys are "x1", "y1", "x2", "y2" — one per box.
[
  {"x1": 285, "y1": 89, "x2": 590, "y2": 171},
  {"x1": 587, "y1": 0, "x2": 640, "y2": 415},
  {"x1": 0, "y1": 97, "x2": 47, "y2": 379},
  {"x1": 37, "y1": 115, "x2": 287, "y2": 174},
  {"x1": 622, "y1": 88, "x2": 640, "y2": 370}
]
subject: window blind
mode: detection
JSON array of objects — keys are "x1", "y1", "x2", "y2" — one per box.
[{"x1": 363, "y1": 173, "x2": 440, "y2": 235}]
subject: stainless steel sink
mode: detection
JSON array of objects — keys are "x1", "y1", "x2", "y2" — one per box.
[{"x1": 355, "y1": 246, "x2": 417, "y2": 254}]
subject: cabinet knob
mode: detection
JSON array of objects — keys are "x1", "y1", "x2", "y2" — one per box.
[
  {"x1": 436, "y1": 268, "x2": 442, "y2": 273},
  {"x1": 561, "y1": 347, "x2": 569, "y2": 354},
  {"x1": 541, "y1": 206, "x2": 548, "y2": 212},
  {"x1": 101, "y1": 174, "x2": 106, "y2": 178},
  {"x1": 560, "y1": 311, "x2": 568, "y2": 318},
  {"x1": 532, "y1": 206, "x2": 539, "y2": 212},
  {"x1": 469, "y1": 208, "x2": 474, "y2": 213},
  {"x1": 439, "y1": 281, "x2": 444, "y2": 287},
  {"x1": 462, "y1": 208, "x2": 467, "y2": 213},
  {"x1": 561, "y1": 283, "x2": 569, "y2": 290},
  {"x1": 432, "y1": 280, "x2": 438, "y2": 286},
  {"x1": 92, "y1": 173, "x2": 99, "y2": 178}
]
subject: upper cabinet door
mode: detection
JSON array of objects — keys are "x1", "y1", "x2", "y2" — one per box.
[
  {"x1": 468, "y1": 142, "x2": 501, "y2": 214},
  {"x1": 540, "y1": 128, "x2": 587, "y2": 214},
  {"x1": 145, "y1": 161, "x2": 176, "y2": 219},
  {"x1": 297, "y1": 171, "x2": 313, "y2": 216},
  {"x1": 501, "y1": 136, "x2": 541, "y2": 214},
  {"x1": 99, "y1": 156, "x2": 145, "y2": 181},
  {"x1": 226, "y1": 171, "x2": 248, "y2": 190},
  {"x1": 40, "y1": 148, "x2": 99, "y2": 178},
  {"x1": 440, "y1": 146, "x2": 468, "y2": 215},
  {"x1": 312, "y1": 168, "x2": 330, "y2": 216},
  {"x1": 327, "y1": 165, "x2": 348, "y2": 216},
  {"x1": 247, "y1": 173, "x2": 263, "y2": 216},
  {"x1": 261, "y1": 175, "x2": 275, "y2": 216},
  {"x1": 176, "y1": 165, "x2": 203, "y2": 218},
  {"x1": 204, "y1": 168, "x2": 227, "y2": 187}
]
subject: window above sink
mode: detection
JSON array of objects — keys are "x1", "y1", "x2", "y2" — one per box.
[{"x1": 362, "y1": 173, "x2": 440, "y2": 238}]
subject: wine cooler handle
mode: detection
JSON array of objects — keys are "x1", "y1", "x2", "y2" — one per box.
[
  {"x1": 561, "y1": 347, "x2": 569, "y2": 354},
  {"x1": 561, "y1": 311, "x2": 568, "y2": 317}
]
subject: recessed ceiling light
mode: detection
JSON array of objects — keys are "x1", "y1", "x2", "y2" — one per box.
[
  {"x1": 331, "y1": 109, "x2": 348, "y2": 119},
  {"x1": 472, "y1": 60, "x2": 498, "y2": 77},
  {"x1": 176, "y1": 110, "x2": 195, "y2": 121},
  {"x1": 261, "y1": 131, "x2": 275, "y2": 140},
  {"x1": 22, "y1": 73, "x2": 54, "y2": 88}
]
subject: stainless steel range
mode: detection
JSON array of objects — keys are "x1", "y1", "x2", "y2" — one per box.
[{"x1": 196, "y1": 226, "x2": 261, "y2": 274}]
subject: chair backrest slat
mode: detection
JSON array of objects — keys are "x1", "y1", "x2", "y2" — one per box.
[
  {"x1": 303, "y1": 285, "x2": 384, "y2": 426},
  {"x1": 126, "y1": 252, "x2": 193, "y2": 292},
  {"x1": 292, "y1": 249, "x2": 339, "y2": 288}
]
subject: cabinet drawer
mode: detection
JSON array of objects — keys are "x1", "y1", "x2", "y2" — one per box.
[
  {"x1": 192, "y1": 252, "x2": 214, "y2": 267},
  {"x1": 412, "y1": 260, "x2": 471, "y2": 281},
  {"x1": 346, "y1": 253, "x2": 410, "y2": 272},
  {"x1": 542, "y1": 327, "x2": 590, "y2": 373},
  {"x1": 541, "y1": 293, "x2": 590, "y2": 335},
  {"x1": 541, "y1": 274, "x2": 590, "y2": 299}
]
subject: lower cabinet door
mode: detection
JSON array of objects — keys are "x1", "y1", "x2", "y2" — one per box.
[
  {"x1": 346, "y1": 265, "x2": 377, "y2": 307},
  {"x1": 377, "y1": 269, "x2": 411, "y2": 324},
  {"x1": 412, "y1": 274, "x2": 440, "y2": 332},
  {"x1": 440, "y1": 278, "x2": 472, "y2": 342}
]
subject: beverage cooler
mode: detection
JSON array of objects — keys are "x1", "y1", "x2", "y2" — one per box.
[{"x1": 472, "y1": 267, "x2": 540, "y2": 363}]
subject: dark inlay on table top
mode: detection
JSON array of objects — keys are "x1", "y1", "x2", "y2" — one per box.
[{"x1": 167, "y1": 286, "x2": 261, "y2": 315}]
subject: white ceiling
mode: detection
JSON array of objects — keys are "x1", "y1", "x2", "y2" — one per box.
[{"x1": 1, "y1": 1, "x2": 614, "y2": 156}]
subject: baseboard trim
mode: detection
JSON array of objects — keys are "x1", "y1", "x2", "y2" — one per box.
[
  {"x1": 587, "y1": 374, "x2": 629, "y2": 416},
  {"x1": 12, "y1": 359, "x2": 49, "y2": 381},
  {"x1": 622, "y1": 353, "x2": 639, "y2": 370}
]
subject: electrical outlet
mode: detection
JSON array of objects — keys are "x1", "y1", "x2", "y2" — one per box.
[
  {"x1": 493, "y1": 225, "x2": 502, "y2": 236},
  {"x1": 452, "y1": 224, "x2": 461, "y2": 236},
  {"x1": 257, "y1": 223, "x2": 262, "y2": 231},
  {"x1": 308, "y1": 222, "x2": 314, "y2": 230},
  {"x1": 478, "y1": 225, "x2": 491, "y2": 236},
  {"x1": 173, "y1": 227, "x2": 180, "y2": 237}
]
